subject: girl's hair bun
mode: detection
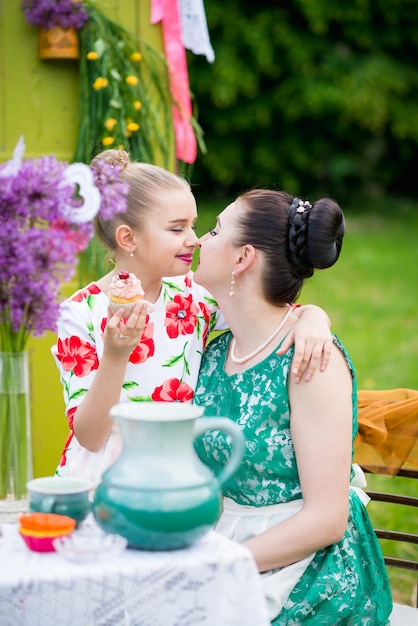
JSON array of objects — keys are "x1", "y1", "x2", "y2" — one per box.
[{"x1": 90, "y1": 149, "x2": 130, "y2": 172}]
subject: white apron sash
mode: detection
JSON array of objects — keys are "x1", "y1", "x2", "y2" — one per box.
[
  {"x1": 216, "y1": 497, "x2": 314, "y2": 621},
  {"x1": 216, "y1": 466, "x2": 369, "y2": 621}
]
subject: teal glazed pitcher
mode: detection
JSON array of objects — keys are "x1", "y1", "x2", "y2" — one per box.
[{"x1": 92, "y1": 402, "x2": 245, "y2": 550}]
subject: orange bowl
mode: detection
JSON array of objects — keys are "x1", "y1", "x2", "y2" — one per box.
[
  {"x1": 19, "y1": 512, "x2": 76, "y2": 533},
  {"x1": 19, "y1": 526, "x2": 74, "y2": 538}
]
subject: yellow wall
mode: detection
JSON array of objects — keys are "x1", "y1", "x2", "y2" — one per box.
[
  {"x1": 0, "y1": 0, "x2": 169, "y2": 477},
  {"x1": 0, "y1": 0, "x2": 166, "y2": 161}
]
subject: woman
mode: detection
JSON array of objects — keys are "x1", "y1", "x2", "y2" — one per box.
[{"x1": 193, "y1": 190, "x2": 392, "y2": 624}]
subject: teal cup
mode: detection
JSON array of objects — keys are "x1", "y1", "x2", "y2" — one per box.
[{"x1": 27, "y1": 476, "x2": 92, "y2": 525}]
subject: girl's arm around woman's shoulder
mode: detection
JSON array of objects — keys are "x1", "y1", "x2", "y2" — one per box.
[{"x1": 277, "y1": 304, "x2": 333, "y2": 383}]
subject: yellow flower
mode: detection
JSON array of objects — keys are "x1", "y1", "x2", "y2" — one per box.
[
  {"x1": 133, "y1": 100, "x2": 142, "y2": 111},
  {"x1": 125, "y1": 75, "x2": 138, "y2": 86},
  {"x1": 93, "y1": 77, "x2": 109, "y2": 90},
  {"x1": 87, "y1": 51, "x2": 99, "y2": 60},
  {"x1": 102, "y1": 136, "x2": 115, "y2": 146},
  {"x1": 104, "y1": 118, "x2": 117, "y2": 131},
  {"x1": 126, "y1": 122, "x2": 140, "y2": 133},
  {"x1": 130, "y1": 52, "x2": 142, "y2": 62},
  {"x1": 117, "y1": 145, "x2": 125, "y2": 151}
]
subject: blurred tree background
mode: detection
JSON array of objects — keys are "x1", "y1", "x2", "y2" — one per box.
[{"x1": 187, "y1": 0, "x2": 418, "y2": 205}]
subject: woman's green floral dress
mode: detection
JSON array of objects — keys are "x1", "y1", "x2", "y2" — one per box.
[{"x1": 194, "y1": 332, "x2": 392, "y2": 625}]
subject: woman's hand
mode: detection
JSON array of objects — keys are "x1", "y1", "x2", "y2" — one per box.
[{"x1": 277, "y1": 305, "x2": 333, "y2": 383}]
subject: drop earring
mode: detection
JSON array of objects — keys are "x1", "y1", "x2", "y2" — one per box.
[
  {"x1": 129, "y1": 248, "x2": 134, "y2": 258},
  {"x1": 229, "y1": 271, "x2": 236, "y2": 297}
]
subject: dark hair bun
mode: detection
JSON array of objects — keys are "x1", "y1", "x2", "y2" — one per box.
[{"x1": 307, "y1": 199, "x2": 345, "y2": 270}]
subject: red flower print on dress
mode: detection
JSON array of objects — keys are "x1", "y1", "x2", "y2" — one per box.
[
  {"x1": 59, "y1": 431, "x2": 74, "y2": 469},
  {"x1": 71, "y1": 283, "x2": 101, "y2": 302},
  {"x1": 100, "y1": 317, "x2": 107, "y2": 334},
  {"x1": 165, "y1": 294, "x2": 199, "y2": 338},
  {"x1": 130, "y1": 321, "x2": 155, "y2": 364},
  {"x1": 66, "y1": 406, "x2": 77, "y2": 431},
  {"x1": 184, "y1": 271, "x2": 193, "y2": 288},
  {"x1": 151, "y1": 377, "x2": 194, "y2": 402},
  {"x1": 55, "y1": 336, "x2": 99, "y2": 376},
  {"x1": 198, "y1": 301, "x2": 211, "y2": 348}
]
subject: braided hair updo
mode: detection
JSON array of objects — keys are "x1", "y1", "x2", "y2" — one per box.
[{"x1": 233, "y1": 189, "x2": 345, "y2": 304}]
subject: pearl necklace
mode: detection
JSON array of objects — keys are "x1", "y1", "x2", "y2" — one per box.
[{"x1": 229, "y1": 306, "x2": 293, "y2": 364}]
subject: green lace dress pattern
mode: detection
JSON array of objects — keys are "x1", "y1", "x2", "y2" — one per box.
[{"x1": 194, "y1": 332, "x2": 392, "y2": 625}]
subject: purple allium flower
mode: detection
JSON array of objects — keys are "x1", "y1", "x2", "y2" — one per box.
[
  {"x1": 21, "y1": 0, "x2": 88, "y2": 31},
  {"x1": 0, "y1": 145, "x2": 128, "y2": 351},
  {"x1": 92, "y1": 162, "x2": 130, "y2": 220}
]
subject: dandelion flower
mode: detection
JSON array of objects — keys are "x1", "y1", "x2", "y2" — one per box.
[
  {"x1": 102, "y1": 136, "x2": 115, "y2": 146},
  {"x1": 104, "y1": 118, "x2": 117, "y2": 131},
  {"x1": 93, "y1": 77, "x2": 109, "y2": 90},
  {"x1": 130, "y1": 52, "x2": 142, "y2": 62},
  {"x1": 133, "y1": 101, "x2": 142, "y2": 111},
  {"x1": 127, "y1": 122, "x2": 140, "y2": 133},
  {"x1": 125, "y1": 75, "x2": 138, "y2": 86},
  {"x1": 87, "y1": 51, "x2": 99, "y2": 60}
]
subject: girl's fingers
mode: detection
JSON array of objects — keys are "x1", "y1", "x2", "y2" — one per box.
[{"x1": 278, "y1": 334, "x2": 334, "y2": 383}]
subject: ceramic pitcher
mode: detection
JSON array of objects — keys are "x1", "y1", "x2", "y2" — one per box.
[{"x1": 92, "y1": 402, "x2": 245, "y2": 550}]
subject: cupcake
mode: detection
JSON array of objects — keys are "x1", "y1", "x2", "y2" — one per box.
[{"x1": 108, "y1": 270, "x2": 144, "y2": 315}]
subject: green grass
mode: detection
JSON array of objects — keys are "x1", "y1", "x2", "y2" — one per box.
[{"x1": 195, "y1": 194, "x2": 418, "y2": 606}]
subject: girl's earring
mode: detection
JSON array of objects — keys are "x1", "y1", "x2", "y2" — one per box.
[
  {"x1": 129, "y1": 248, "x2": 134, "y2": 258},
  {"x1": 229, "y1": 271, "x2": 236, "y2": 297}
]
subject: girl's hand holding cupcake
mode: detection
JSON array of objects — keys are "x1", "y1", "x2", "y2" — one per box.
[{"x1": 104, "y1": 300, "x2": 148, "y2": 355}]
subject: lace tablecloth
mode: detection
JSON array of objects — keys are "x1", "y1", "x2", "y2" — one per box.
[{"x1": 0, "y1": 523, "x2": 270, "y2": 626}]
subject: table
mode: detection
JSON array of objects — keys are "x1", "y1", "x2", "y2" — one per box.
[{"x1": 0, "y1": 522, "x2": 270, "y2": 626}]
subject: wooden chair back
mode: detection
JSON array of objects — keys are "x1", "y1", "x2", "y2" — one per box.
[{"x1": 361, "y1": 465, "x2": 418, "y2": 608}]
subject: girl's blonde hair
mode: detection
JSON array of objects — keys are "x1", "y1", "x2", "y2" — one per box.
[{"x1": 90, "y1": 149, "x2": 191, "y2": 251}]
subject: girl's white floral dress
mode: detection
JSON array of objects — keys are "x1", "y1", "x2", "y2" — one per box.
[{"x1": 52, "y1": 271, "x2": 223, "y2": 486}]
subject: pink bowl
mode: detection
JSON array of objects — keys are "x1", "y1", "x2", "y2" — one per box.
[{"x1": 19, "y1": 528, "x2": 74, "y2": 553}]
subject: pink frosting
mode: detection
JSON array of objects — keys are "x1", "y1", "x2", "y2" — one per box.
[{"x1": 109, "y1": 272, "x2": 144, "y2": 300}]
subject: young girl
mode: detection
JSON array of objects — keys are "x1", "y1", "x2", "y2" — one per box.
[{"x1": 52, "y1": 150, "x2": 333, "y2": 486}]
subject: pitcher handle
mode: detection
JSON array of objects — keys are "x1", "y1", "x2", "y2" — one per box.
[{"x1": 194, "y1": 418, "x2": 245, "y2": 488}]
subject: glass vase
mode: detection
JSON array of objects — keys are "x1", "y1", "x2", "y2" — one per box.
[{"x1": 0, "y1": 352, "x2": 33, "y2": 520}]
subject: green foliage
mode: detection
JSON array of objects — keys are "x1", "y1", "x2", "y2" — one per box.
[
  {"x1": 73, "y1": 1, "x2": 206, "y2": 171},
  {"x1": 74, "y1": 1, "x2": 175, "y2": 167},
  {"x1": 188, "y1": 0, "x2": 418, "y2": 201}
]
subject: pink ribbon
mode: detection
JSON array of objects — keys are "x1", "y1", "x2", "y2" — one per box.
[{"x1": 151, "y1": 0, "x2": 197, "y2": 164}]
